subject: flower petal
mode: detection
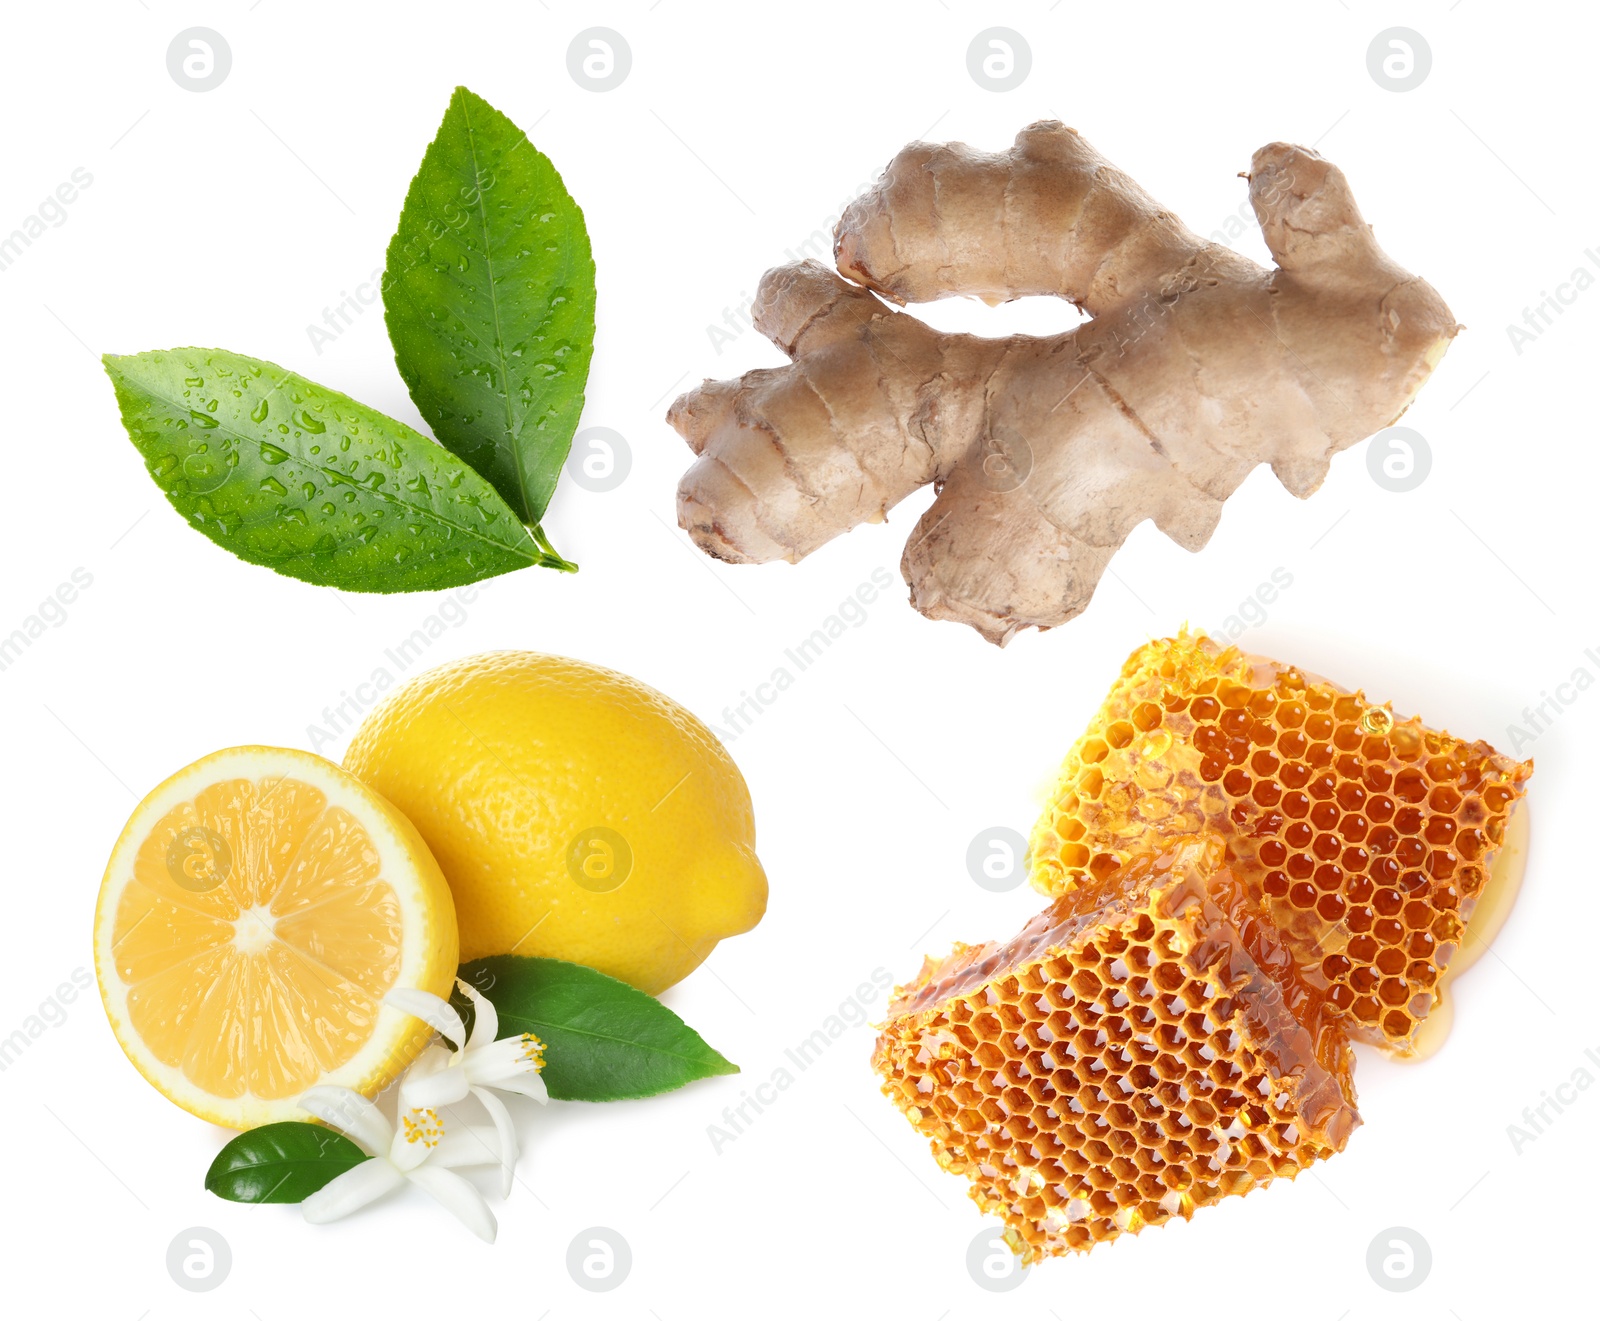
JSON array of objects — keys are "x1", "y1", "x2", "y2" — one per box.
[
  {"x1": 457, "y1": 979, "x2": 500, "y2": 1051},
  {"x1": 385, "y1": 986, "x2": 467, "y2": 1050},
  {"x1": 465, "y1": 1033, "x2": 545, "y2": 1087},
  {"x1": 432, "y1": 1123, "x2": 507, "y2": 1170},
  {"x1": 298, "y1": 1086, "x2": 392, "y2": 1156},
  {"x1": 490, "y1": 1072, "x2": 550, "y2": 1104},
  {"x1": 401, "y1": 1045, "x2": 470, "y2": 1110},
  {"x1": 472, "y1": 1086, "x2": 519, "y2": 1197},
  {"x1": 406, "y1": 1165, "x2": 497, "y2": 1243},
  {"x1": 301, "y1": 1157, "x2": 405, "y2": 1224}
]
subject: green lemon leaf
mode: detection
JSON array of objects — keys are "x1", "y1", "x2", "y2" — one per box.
[
  {"x1": 384, "y1": 86, "x2": 596, "y2": 529},
  {"x1": 456, "y1": 955, "x2": 739, "y2": 1101},
  {"x1": 204, "y1": 1122, "x2": 368, "y2": 1203},
  {"x1": 104, "y1": 347, "x2": 571, "y2": 591}
]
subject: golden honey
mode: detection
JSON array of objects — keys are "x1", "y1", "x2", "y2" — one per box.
[
  {"x1": 874, "y1": 836, "x2": 1359, "y2": 1260},
  {"x1": 1028, "y1": 634, "x2": 1533, "y2": 1054},
  {"x1": 1402, "y1": 802, "x2": 1529, "y2": 1060}
]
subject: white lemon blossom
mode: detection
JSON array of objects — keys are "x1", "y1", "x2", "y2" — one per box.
[
  {"x1": 387, "y1": 981, "x2": 549, "y2": 1195},
  {"x1": 298, "y1": 1085, "x2": 503, "y2": 1242}
]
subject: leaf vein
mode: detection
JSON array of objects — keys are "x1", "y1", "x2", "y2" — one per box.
[{"x1": 130, "y1": 368, "x2": 536, "y2": 562}]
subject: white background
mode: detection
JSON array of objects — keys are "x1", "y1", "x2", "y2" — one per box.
[{"x1": 0, "y1": 1, "x2": 1594, "y2": 1316}]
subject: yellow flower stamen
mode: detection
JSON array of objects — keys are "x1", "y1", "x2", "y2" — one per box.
[{"x1": 401, "y1": 1106, "x2": 443, "y2": 1148}]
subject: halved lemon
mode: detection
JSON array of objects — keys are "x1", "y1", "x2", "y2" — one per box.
[{"x1": 94, "y1": 746, "x2": 458, "y2": 1129}]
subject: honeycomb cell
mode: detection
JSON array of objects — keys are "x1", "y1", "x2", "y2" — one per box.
[
  {"x1": 1028, "y1": 633, "x2": 1532, "y2": 1055},
  {"x1": 873, "y1": 836, "x2": 1359, "y2": 1261}
]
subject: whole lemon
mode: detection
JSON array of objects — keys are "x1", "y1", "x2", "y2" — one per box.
[{"x1": 342, "y1": 652, "x2": 766, "y2": 994}]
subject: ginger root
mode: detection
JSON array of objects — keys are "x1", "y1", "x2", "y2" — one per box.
[{"x1": 668, "y1": 123, "x2": 1458, "y2": 645}]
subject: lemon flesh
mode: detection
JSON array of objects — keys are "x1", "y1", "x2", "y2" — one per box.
[{"x1": 94, "y1": 746, "x2": 458, "y2": 1129}]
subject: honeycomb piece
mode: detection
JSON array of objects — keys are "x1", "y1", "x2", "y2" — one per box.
[
  {"x1": 1029, "y1": 632, "x2": 1533, "y2": 1054},
  {"x1": 874, "y1": 835, "x2": 1358, "y2": 1260}
]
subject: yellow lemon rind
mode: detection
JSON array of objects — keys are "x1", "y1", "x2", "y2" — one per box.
[{"x1": 93, "y1": 745, "x2": 458, "y2": 1130}]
